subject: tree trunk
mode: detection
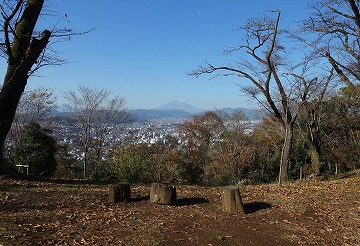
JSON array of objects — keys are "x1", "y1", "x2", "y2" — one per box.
[
  {"x1": 150, "y1": 182, "x2": 177, "y2": 205},
  {"x1": 309, "y1": 145, "x2": 321, "y2": 175},
  {"x1": 221, "y1": 186, "x2": 245, "y2": 213},
  {"x1": 109, "y1": 183, "x2": 131, "y2": 203},
  {"x1": 0, "y1": 0, "x2": 49, "y2": 167},
  {"x1": 0, "y1": 73, "x2": 27, "y2": 156},
  {"x1": 335, "y1": 163, "x2": 339, "y2": 174},
  {"x1": 83, "y1": 119, "x2": 91, "y2": 178},
  {"x1": 83, "y1": 147, "x2": 88, "y2": 178},
  {"x1": 307, "y1": 110, "x2": 322, "y2": 176},
  {"x1": 279, "y1": 122, "x2": 294, "y2": 184}
]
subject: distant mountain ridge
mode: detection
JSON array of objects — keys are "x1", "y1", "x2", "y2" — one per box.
[
  {"x1": 155, "y1": 99, "x2": 203, "y2": 114},
  {"x1": 54, "y1": 101, "x2": 265, "y2": 121},
  {"x1": 131, "y1": 100, "x2": 265, "y2": 120},
  {"x1": 131, "y1": 109, "x2": 192, "y2": 121}
]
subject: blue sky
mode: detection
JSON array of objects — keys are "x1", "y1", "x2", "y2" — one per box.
[{"x1": 1, "y1": 0, "x2": 310, "y2": 110}]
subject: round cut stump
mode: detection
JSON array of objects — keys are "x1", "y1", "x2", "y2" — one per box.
[
  {"x1": 109, "y1": 182, "x2": 131, "y2": 203},
  {"x1": 150, "y1": 182, "x2": 177, "y2": 205},
  {"x1": 221, "y1": 185, "x2": 245, "y2": 213}
]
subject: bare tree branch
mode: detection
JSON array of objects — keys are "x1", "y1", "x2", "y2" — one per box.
[{"x1": 1, "y1": 0, "x2": 24, "y2": 61}]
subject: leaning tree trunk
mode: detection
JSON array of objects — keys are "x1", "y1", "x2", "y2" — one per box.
[
  {"x1": 0, "y1": 0, "x2": 49, "y2": 166},
  {"x1": 279, "y1": 122, "x2": 294, "y2": 184},
  {"x1": 307, "y1": 113, "x2": 322, "y2": 176},
  {"x1": 309, "y1": 142, "x2": 321, "y2": 175}
]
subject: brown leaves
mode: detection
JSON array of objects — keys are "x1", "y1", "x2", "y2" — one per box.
[{"x1": 0, "y1": 177, "x2": 359, "y2": 245}]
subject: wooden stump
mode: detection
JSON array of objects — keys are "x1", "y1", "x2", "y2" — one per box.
[
  {"x1": 150, "y1": 182, "x2": 177, "y2": 205},
  {"x1": 109, "y1": 183, "x2": 131, "y2": 203},
  {"x1": 221, "y1": 185, "x2": 245, "y2": 213}
]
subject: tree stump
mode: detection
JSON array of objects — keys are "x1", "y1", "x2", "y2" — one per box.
[
  {"x1": 109, "y1": 183, "x2": 131, "y2": 203},
  {"x1": 221, "y1": 185, "x2": 245, "y2": 213},
  {"x1": 150, "y1": 182, "x2": 177, "y2": 205}
]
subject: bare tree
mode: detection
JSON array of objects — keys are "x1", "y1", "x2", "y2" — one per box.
[
  {"x1": 189, "y1": 11, "x2": 329, "y2": 183},
  {"x1": 17, "y1": 86, "x2": 56, "y2": 122},
  {"x1": 8, "y1": 86, "x2": 56, "y2": 146},
  {"x1": 0, "y1": 0, "x2": 86, "y2": 168},
  {"x1": 64, "y1": 85, "x2": 129, "y2": 178},
  {"x1": 282, "y1": 57, "x2": 336, "y2": 176},
  {"x1": 289, "y1": 0, "x2": 360, "y2": 174},
  {"x1": 0, "y1": 0, "x2": 49, "y2": 164},
  {"x1": 92, "y1": 97, "x2": 129, "y2": 162},
  {"x1": 300, "y1": 0, "x2": 360, "y2": 93}
]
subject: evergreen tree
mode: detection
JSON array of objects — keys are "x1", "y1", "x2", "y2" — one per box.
[{"x1": 11, "y1": 122, "x2": 57, "y2": 176}]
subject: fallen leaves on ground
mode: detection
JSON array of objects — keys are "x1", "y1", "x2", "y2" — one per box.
[{"x1": 0, "y1": 176, "x2": 359, "y2": 245}]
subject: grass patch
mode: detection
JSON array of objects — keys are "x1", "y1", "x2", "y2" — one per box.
[{"x1": 213, "y1": 235, "x2": 225, "y2": 241}]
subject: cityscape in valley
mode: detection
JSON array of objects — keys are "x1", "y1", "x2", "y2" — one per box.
[{"x1": 51, "y1": 100, "x2": 263, "y2": 161}]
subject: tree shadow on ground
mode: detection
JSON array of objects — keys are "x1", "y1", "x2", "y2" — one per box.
[
  {"x1": 244, "y1": 202, "x2": 272, "y2": 214},
  {"x1": 176, "y1": 197, "x2": 208, "y2": 206}
]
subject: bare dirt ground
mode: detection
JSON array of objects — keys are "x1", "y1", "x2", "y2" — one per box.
[{"x1": 0, "y1": 176, "x2": 359, "y2": 246}]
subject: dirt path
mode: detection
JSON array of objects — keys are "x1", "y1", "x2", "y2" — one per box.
[{"x1": 1, "y1": 177, "x2": 359, "y2": 245}]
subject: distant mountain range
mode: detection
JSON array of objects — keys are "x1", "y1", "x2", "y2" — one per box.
[
  {"x1": 130, "y1": 100, "x2": 265, "y2": 121},
  {"x1": 55, "y1": 100, "x2": 265, "y2": 121},
  {"x1": 131, "y1": 109, "x2": 192, "y2": 121}
]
